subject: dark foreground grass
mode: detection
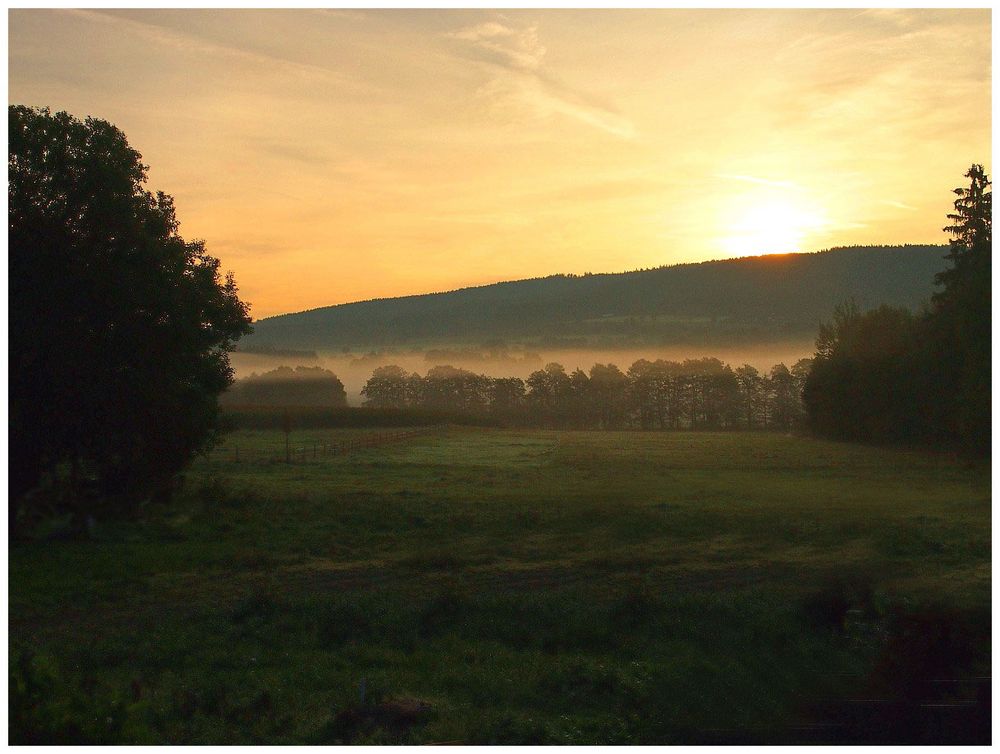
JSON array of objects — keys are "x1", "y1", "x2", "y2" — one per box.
[{"x1": 9, "y1": 429, "x2": 991, "y2": 743}]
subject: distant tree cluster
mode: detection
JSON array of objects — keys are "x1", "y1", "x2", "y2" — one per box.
[
  {"x1": 361, "y1": 358, "x2": 812, "y2": 430},
  {"x1": 804, "y1": 165, "x2": 991, "y2": 454},
  {"x1": 223, "y1": 366, "x2": 347, "y2": 407}
]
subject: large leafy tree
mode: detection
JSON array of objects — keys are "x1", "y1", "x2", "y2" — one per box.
[
  {"x1": 361, "y1": 365, "x2": 411, "y2": 408},
  {"x1": 9, "y1": 106, "x2": 252, "y2": 524}
]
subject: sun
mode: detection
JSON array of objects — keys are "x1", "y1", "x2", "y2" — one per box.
[{"x1": 720, "y1": 198, "x2": 827, "y2": 258}]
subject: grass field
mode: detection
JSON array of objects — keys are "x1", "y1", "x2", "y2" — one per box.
[{"x1": 9, "y1": 428, "x2": 991, "y2": 744}]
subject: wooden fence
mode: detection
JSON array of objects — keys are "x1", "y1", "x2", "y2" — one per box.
[{"x1": 207, "y1": 427, "x2": 439, "y2": 464}]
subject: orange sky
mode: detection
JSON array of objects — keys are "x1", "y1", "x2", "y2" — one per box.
[{"x1": 8, "y1": 9, "x2": 992, "y2": 319}]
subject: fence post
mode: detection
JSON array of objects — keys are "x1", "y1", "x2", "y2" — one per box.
[{"x1": 283, "y1": 408, "x2": 292, "y2": 464}]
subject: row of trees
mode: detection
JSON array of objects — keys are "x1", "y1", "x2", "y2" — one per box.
[
  {"x1": 361, "y1": 358, "x2": 813, "y2": 430},
  {"x1": 804, "y1": 165, "x2": 990, "y2": 455}
]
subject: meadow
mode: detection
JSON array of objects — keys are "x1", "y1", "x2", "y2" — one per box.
[{"x1": 9, "y1": 427, "x2": 991, "y2": 744}]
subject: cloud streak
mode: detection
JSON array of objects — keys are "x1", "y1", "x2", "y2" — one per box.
[
  {"x1": 717, "y1": 174, "x2": 800, "y2": 190},
  {"x1": 880, "y1": 199, "x2": 917, "y2": 211},
  {"x1": 64, "y1": 9, "x2": 359, "y2": 89},
  {"x1": 447, "y1": 21, "x2": 545, "y2": 71},
  {"x1": 446, "y1": 19, "x2": 635, "y2": 140}
]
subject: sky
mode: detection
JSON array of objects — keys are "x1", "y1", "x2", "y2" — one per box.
[{"x1": 8, "y1": 8, "x2": 992, "y2": 319}]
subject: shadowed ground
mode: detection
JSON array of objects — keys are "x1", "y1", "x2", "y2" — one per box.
[{"x1": 10, "y1": 428, "x2": 990, "y2": 744}]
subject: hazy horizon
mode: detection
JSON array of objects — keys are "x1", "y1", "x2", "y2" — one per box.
[
  {"x1": 9, "y1": 8, "x2": 991, "y2": 318},
  {"x1": 230, "y1": 338, "x2": 817, "y2": 406}
]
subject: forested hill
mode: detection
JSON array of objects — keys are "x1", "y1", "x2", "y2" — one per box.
[{"x1": 246, "y1": 245, "x2": 949, "y2": 350}]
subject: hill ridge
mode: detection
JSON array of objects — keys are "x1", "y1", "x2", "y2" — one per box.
[
  {"x1": 255, "y1": 243, "x2": 944, "y2": 322},
  {"x1": 246, "y1": 244, "x2": 948, "y2": 351}
]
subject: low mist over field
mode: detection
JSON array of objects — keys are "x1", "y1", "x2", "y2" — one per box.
[
  {"x1": 230, "y1": 340, "x2": 814, "y2": 405},
  {"x1": 232, "y1": 244, "x2": 943, "y2": 404}
]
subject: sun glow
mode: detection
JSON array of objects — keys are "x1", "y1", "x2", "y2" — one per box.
[
  {"x1": 720, "y1": 198, "x2": 828, "y2": 258},
  {"x1": 7, "y1": 9, "x2": 989, "y2": 315}
]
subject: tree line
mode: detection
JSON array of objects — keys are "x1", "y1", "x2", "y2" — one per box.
[
  {"x1": 361, "y1": 359, "x2": 813, "y2": 431},
  {"x1": 803, "y1": 165, "x2": 990, "y2": 455}
]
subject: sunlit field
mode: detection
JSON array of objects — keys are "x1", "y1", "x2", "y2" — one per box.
[{"x1": 10, "y1": 428, "x2": 990, "y2": 744}]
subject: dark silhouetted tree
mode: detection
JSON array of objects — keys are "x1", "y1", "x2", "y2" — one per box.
[
  {"x1": 489, "y1": 377, "x2": 526, "y2": 418},
  {"x1": 735, "y1": 365, "x2": 763, "y2": 429},
  {"x1": 790, "y1": 358, "x2": 813, "y2": 399},
  {"x1": 927, "y1": 164, "x2": 991, "y2": 452},
  {"x1": 804, "y1": 304, "x2": 918, "y2": 441},
  {"x1": 526, "y1": 363, "x2": 572, "y2": 427},
  {"x1": 422, "y1": 365, "x2": 491, "y2": 413},
  {"x1": 360, "y1": 365, "x2": 410, "y2": 408},
  {"x1": 627, "y1": 359, "x2": 658, "y2": 429},
  {"x1": 708, "y1": 366, "x2": 741, "y2": 429},
  {"x1": 768, "y1": 363, "x2": 798, "y2": 431},
  {"x1": 567, "y1": 368, "x2": 594, "y2": 428},
  {"x1": 804, "y1": 165, "x2": 990, "y2": 452},
  {"x1": 9, "y1": 105, "x2": 252, "y2": 526},
  {"x1": 589, "y1": 363, "x2": 628, "y2": 429}
]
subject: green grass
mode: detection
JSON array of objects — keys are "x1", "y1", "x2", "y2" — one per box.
[{"x1": 10, "y1": 428, "x2": 991, "y2": 743}]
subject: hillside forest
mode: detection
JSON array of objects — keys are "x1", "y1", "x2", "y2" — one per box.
[{"x1": 245, "y1": 245, "x2": 948, "y2": 351}]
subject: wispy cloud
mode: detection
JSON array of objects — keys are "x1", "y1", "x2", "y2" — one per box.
[
  {"x1": 447, "y1": 21, "x2": 545, "y2": 71},
  {"x1": 446, "y1": 19, "x2": 635, "y2": 140},
  {"x1": 717, "y1": 174, "x2": 799, "y2": 190},
  {"x1": 880, "y1": 199, "x2": 917, "y2": 211},
  {"x1": 64, "y1": 9, "x2": 359, "y2": 89},
  {"x1": 312, "y1": 9, "x2": 369, "y2": 23},
  {"x1": 426, "y1": 211, "x2": 533, "y2": 227},
  {"x1": 771, "y1": 9, "x2": 989, "y2": 143},
  {"x1": 256, "y1": 140, "x2": 328, "y2": 166}
]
